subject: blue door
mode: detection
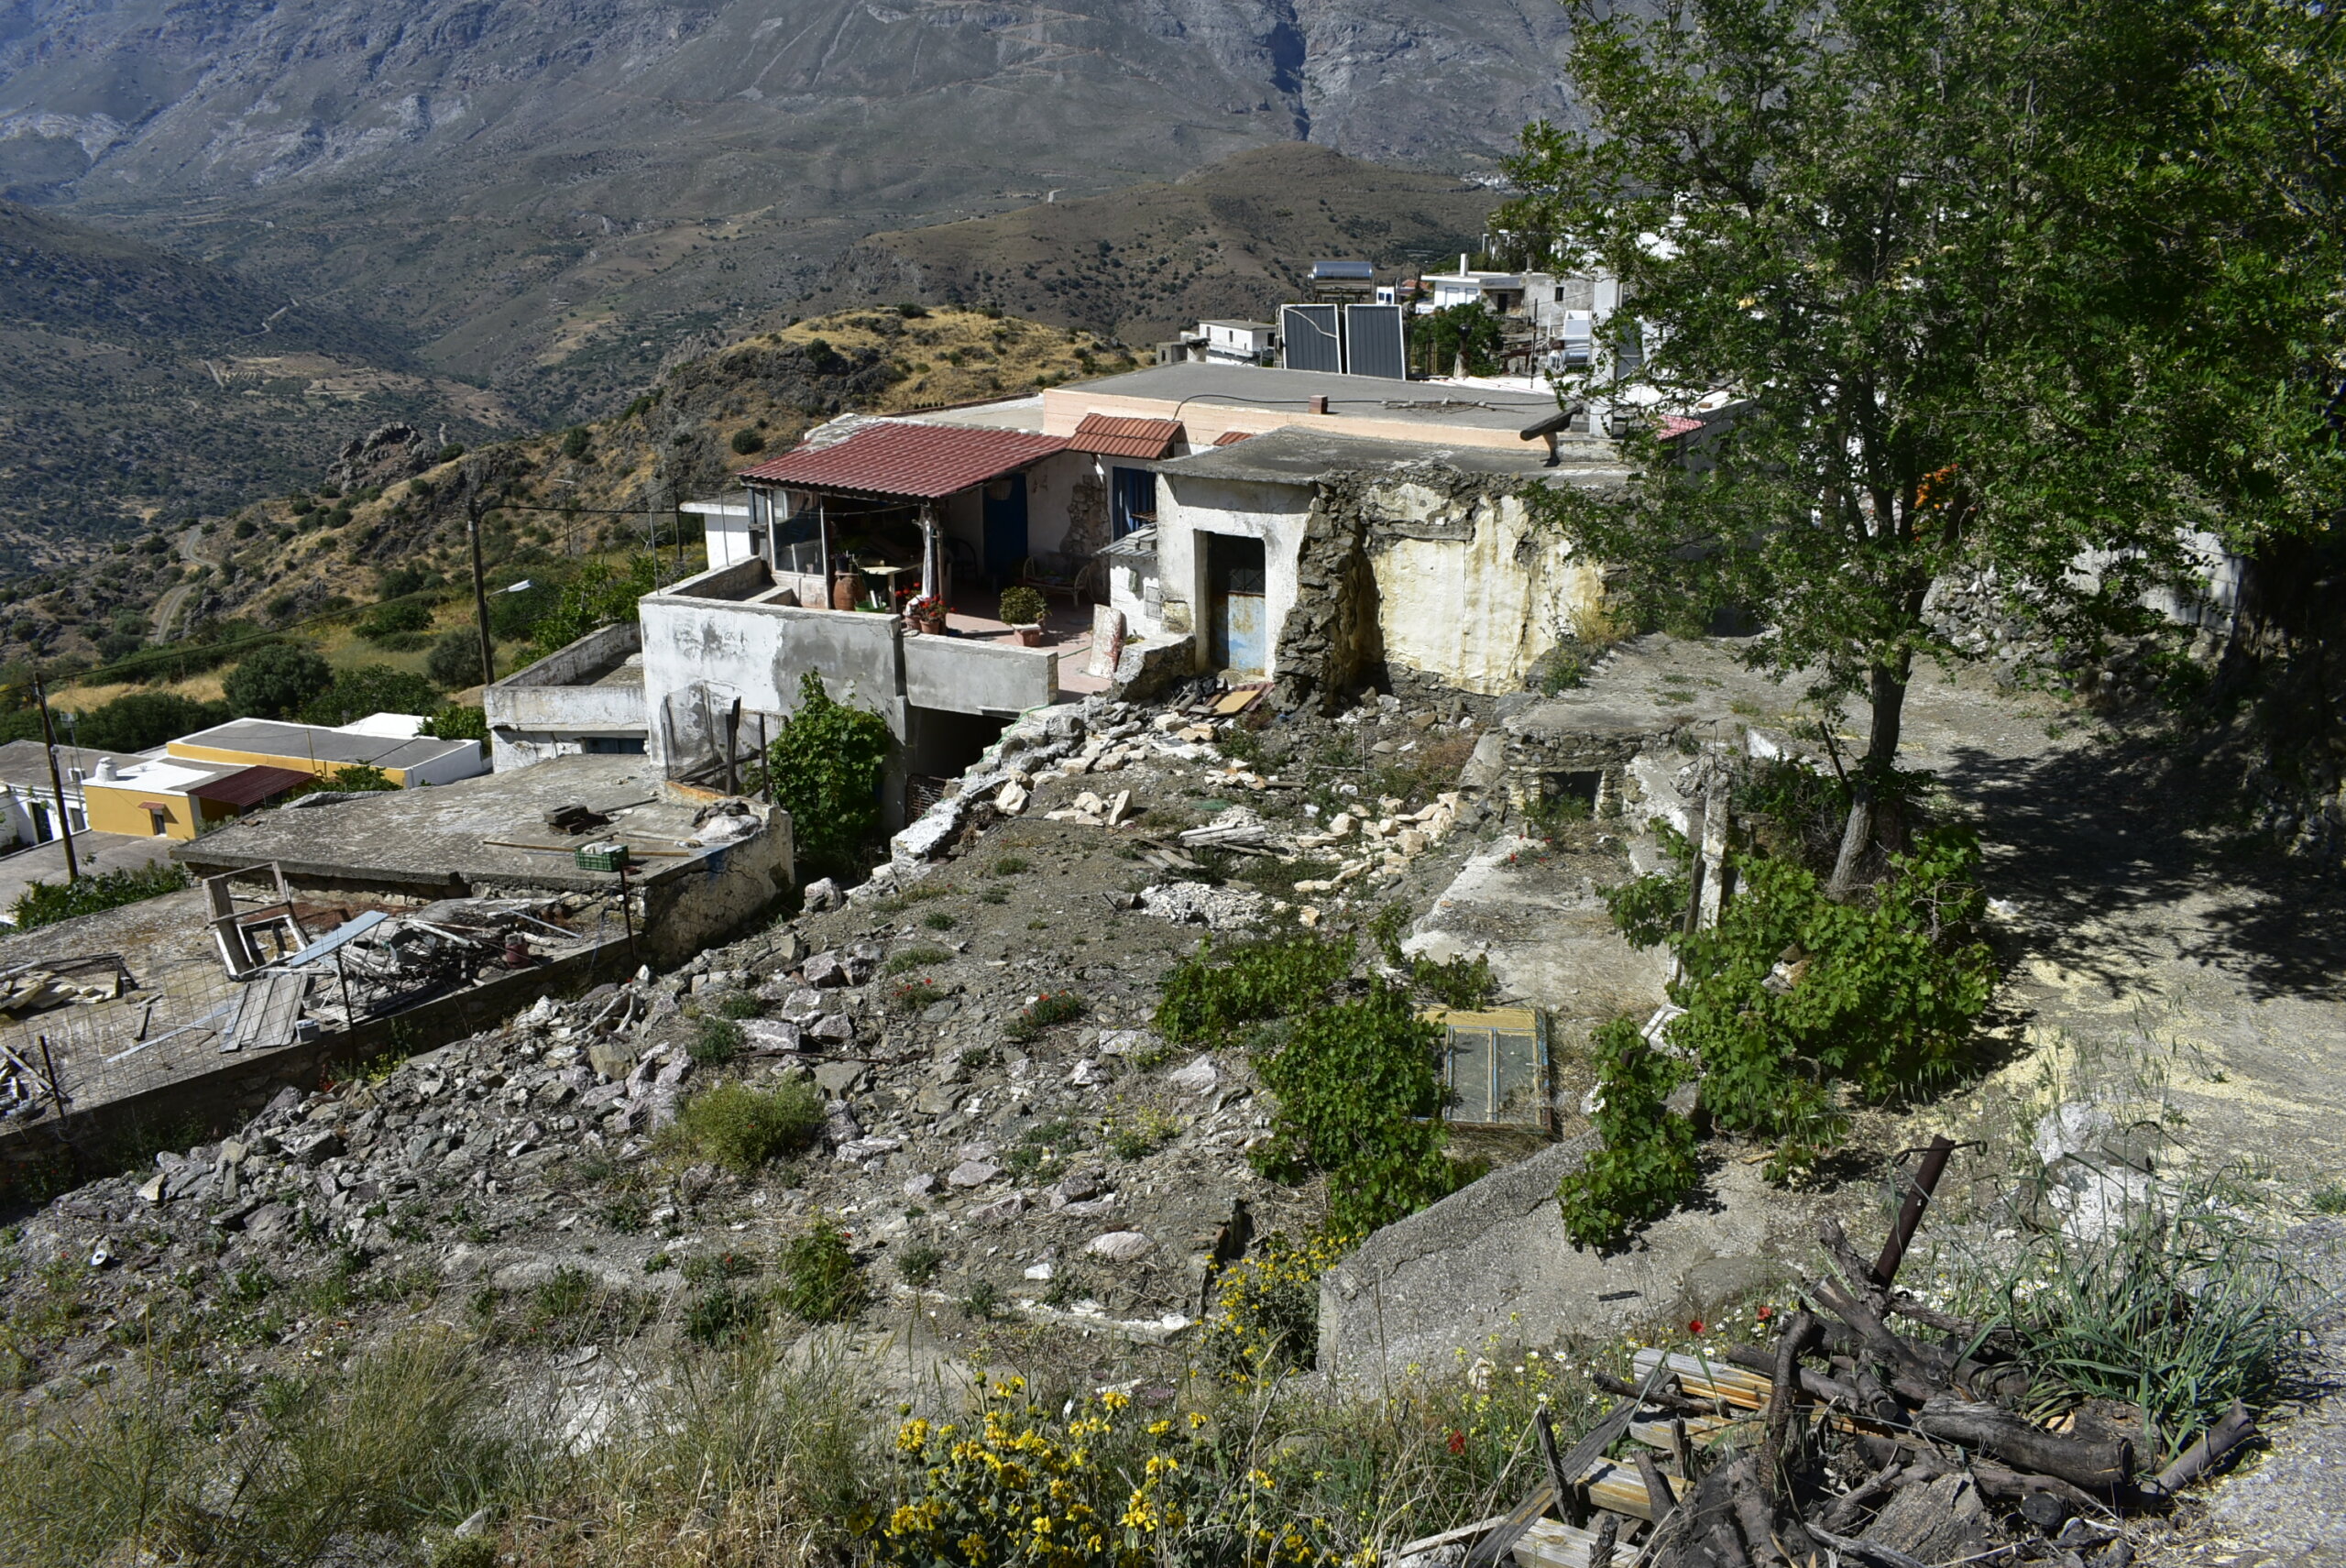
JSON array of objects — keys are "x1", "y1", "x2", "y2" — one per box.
[
  {"x1": 1205, "y1": 532, "x2": 1266, "y2": 675},
  {"x1": 982, "y1": 474, "x2": 1029, "y2": 585},
  {"x1": 1111, "y1": 466, "x2": 1157, "y2": 535}
]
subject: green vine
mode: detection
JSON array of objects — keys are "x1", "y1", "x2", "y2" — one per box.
[{"x1": 764, "y1": 670, "x2": 893, "y2": 879}]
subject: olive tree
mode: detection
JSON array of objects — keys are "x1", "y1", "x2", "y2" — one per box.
[{"x1": 1506, "y1": 0, "x2": 2342, "y2": 892}]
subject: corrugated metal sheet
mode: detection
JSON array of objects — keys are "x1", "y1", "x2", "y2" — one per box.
[
  {"x1": 736, "y1": 422, "x2": 1069, "y2": 499},
  {"x1": 188, "y1": 765, "x2": 312, "y2": 808},
  {"x1": 1069, "y1": 413, "x2": 1183, "y2": 460}
]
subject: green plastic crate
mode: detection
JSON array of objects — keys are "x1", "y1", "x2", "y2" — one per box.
[{"x1": 575, "y1": 843, "x2": 630, "y2": 872}]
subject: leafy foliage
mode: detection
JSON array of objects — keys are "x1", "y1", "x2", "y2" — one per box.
[
  {"x1": 671, "y1": 1080, "x2": 826, "y2": 1176},
  {"x1": 419, "y1": 703, "x2": 488, "y2": 742},
  {"x1": 997, "y1": 586, "x2": 1047, "y2": 627},
  {"x1": 10, "y1": 863, "x2": 192, "y2": 931},
  {"x1": 1154, "y1": 934, "x2": 1355, "y2": 1047},
  {"x1": 292, "y1": 763, "x2": 400, "y2": 796},
  {"x1": 1556, "y1": 1020, "x2": 1699, "y2": 1252},
  {"x1": 298, "y1": 664, "x2": 444, "y2": 726},
  {"x1": 765, "y1": 670, "x2": 893, "y2": 878},
  {"x1": 1200, "y1": 1231, "x2": 1351, "y2": 1385},
  {"x1": 62, "y1": 692, "x2": 232, "y2": 753},
  {"x1": 1252, "y1": 981, "x2": 1461, "y2": 1234},
  {"x1": 424, "y1": 629, "x2": 486, "y2": 690},
  {"x1": 356, "y1": 599, "x2": 433, "y2": 642},
  {"x1": 1410, "y1": 301, "x2": 1504, "y2": 377},
  {"x1": 1003, "y1": 990, "x2": 1085, "y2": 1042},
  {"x1": 780, "y1": 1218, "x2": 869, "y2": 1324},
  {"x1": 526, "y1": 555, "x2": 658, "y2": 661},
  {"x1": 224, "y1": 643, "x2": 334, "y2": 719},
  {"x1": 1503, "y1": 0, "x2": 2346, "y2": 875}
]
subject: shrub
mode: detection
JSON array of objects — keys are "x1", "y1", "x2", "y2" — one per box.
[
  {"x1": 987, "y1": 855, "x2": 1030, "y2": 876},
  {"x1": 11, "y1": 863, "x2": 192, "y2": 931},
  {"x1": 68, "y1": 692, "x2": 232, "y2": 752},
  {"x1": 299, "y1": 664, "x2": 444, "y2": 726},
  {"x1": 882, "y1": 945, "x2": 954, "y2": 976},
  {"x1": 1253, "y1": 981, "x2": 1460, "y2": 1234},
  {"x1": 1555, "y1": 1020, "x2": 1699, "y2": 1251},
  {"x1": 1004, "y1": 989, "x2": 1084, "y2": 1042},
  {"x1": 896, "y1": 1242, "x2": 946, "y2": 1288},
  {"x1": 673, "y1": 1080, "x2": 825, "y2": 1176},
  {"x1": 997, "y1": 586, "x2": 1047, "y2": 627},
  {"x1": 356, "y1": 599, "x2": 433, "y2": 641},
  {"x1": 527, "y1": 556, "x2": 656, "y2": 661},
  {"x1": 765, "y1": 670, "x2": 892, "y2": 878},
  {"x1": 690, "y1": 1017, "x2": 745, "y2": 1066},
  {"x1": 293, "y1": 762, "x2": 399, "y2": 795},
  {"x1": 888, "y1": 980, "x2": 948, "y2": 1014},
  {"x1": 729, "y1": 428, "x2": 767, "y2": 455},
  {"x1": 780, "y1": 1218, "x2": 867, "y2": 1323},
  {"x1": 424, "y1": 629, "x2": 484, "y2": 690},
  {"x1": 1201, "y1": 1231, "x2": 1350, "y2": 1385},
  {"x1": 560, "y1": 426, "x2": 592, "y2": 460},
  {"x1": 717, "y1": 991, "x2": 766, "y2": 1020},
  {"x1": 420, "y1": 703, "x2": 488, "y2": 741},
  {"x1": 685, "y1": 1284, "x2": 764, "y2": 1345},
  {"x1": 920, "y1": 909, "x2": 956, "y2": 930},
  {"x1": 1156, "y1": 933, "x2": 1354, "y2": 1047},
  {"x1": 1102, "y1": 1108, "x2": 1179, "y2": 1161},
  {"x1": 225, "y1": 643, "x2": 334, "y2": 718}
]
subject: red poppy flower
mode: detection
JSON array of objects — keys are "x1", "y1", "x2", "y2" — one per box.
[
  {"x1": 1447, "y1": 1430, "x2": 1466, "y2": 1455},
  {"x1": 1756, "y1": 1305, "x2": 1773, "y2": 1321},
  {"x1": 1688, "y1": 1319, "x2": 1705, "y2": 1335}
]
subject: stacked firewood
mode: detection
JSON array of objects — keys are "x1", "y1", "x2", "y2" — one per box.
[{"x1": 1437, "y1": 1139, "x2": 2260, "y2": 1568}]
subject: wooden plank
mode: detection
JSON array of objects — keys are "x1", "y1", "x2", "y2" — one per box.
[
  {"x1": 1628, "y1": 1414, "x2": 1738, "y2": 1452},
  {"x1": 230, "y1": 971, "x2": 309, "y2": 1051},
  {"x1": 1631, "y1": 1349, "x2": 1772, "y2": 1409},
  {"x1": 1513, "y1": 1517, "x2": 1603, "y2": 1568},
  {"x1": 1585, "y1": 1459, "x2": 1682, "y2": 1523}
]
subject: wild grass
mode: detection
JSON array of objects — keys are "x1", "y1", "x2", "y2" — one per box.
[{"x1": 666, "y1": 1080, "x2": 826, "y2": 1176}]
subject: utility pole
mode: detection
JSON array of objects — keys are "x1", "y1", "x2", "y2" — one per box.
[
  {"x1": 32, "y1": 674, "x2": 79, "y2": 883},
  {"x1": 466, "y1": 478, "x2": 496, "y2": 693}
]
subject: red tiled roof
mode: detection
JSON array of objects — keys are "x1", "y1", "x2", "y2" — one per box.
[
  {"x1": 1656, "y1": 414, "x2": 1707, "y2": 440},
  {"x1": 737, "y1": 422, "x2": 1069, "y2": 499},
  {"x1": 1069, "y1": 413, "x2": 1184, "y2": 461},
  {"x1": 1212, "y1": 430, "x2": 1259, "y2": 446},
  {"x1": 189, "y1": 765, "x2": 312, "y2": 809}
]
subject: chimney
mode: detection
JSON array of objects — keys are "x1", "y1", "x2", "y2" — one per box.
[
  {"x1": 94, "y1": 758, "x2": 116, "y2": 783},
  {"x1": 1309, "y1": 395, "x2": 1330, "y2": 416},
  {"x1": 1460, "y1": 252, "x2": 1470, "y2": 274}
]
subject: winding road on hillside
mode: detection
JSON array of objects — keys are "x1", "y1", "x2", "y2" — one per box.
[{"x1": 148, "y1": 523, "x2": 220, "y2": 643}]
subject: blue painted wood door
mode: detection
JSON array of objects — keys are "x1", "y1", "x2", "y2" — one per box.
[
  {"x1": 982, "y1": 475, "x2": 1029, "y2": 584},
  {"x1": 1205, "y1": 532, "x2": 1266, "y2": 675}
]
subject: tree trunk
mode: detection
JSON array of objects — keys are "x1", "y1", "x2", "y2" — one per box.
[{"x1": 1826, "y1": 657, "x2": 1910, "y2": 900}]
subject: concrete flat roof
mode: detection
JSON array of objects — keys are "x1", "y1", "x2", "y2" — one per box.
[
  {"x1": 170, "y1": 719, "x2": 477, "y2": 773},
  {"x1": 170, "y1": 754, "x2": 715, "y2": 894},
  {"x1": 1057, "y1": 363, "x2": 1573, "y2": 433},
  {"x1": 900, "y1": 395, "x2": 1049, "y2": 434},
  {"x1": 1157, "y1": 425, "x2": 1628, "y2": 488},
  {"x1": 0, "y1": 740, "x2": 152, "y2": 793}
]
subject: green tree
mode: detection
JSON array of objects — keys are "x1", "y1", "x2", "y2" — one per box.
[
  {"x1": 224, "y1": 644, "x2": 333, "y2": 719},
  {"x1": 764, "y1": 670, "x2": 892, "y2": 878},
  {"x1": 299, "y1": 665, "x2": 444, "y2": 726},
  {"x1": 71, "y1": 693, "x2": 232, "y2": 751},
  {"x1": 425, "y1": 628, "x2": 485, "y2": 690},
  {"x1": 1504, "y1": 0, "x2": 2345, "y2": 894},
  {"x1": 528, "y1": 556, "x2": 658, "y2": 661},
  {"x1": 1410, "y1": 301, "x2": 1504, "y2": 378}
]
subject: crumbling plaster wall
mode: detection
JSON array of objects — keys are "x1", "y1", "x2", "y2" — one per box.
[
  {"x1": 640, "y1": 591, "x2": 907, "y2": 772},
  {"x1": 1157, "y1": 475, "x2": 1313, "y2": 664},
  {"x1": 1275, "y1": 466, "x2": 1604, "y2": 710}
]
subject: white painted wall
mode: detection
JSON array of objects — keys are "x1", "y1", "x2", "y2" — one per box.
[
  {"x1": 1369, "y1": 488, "x2": 1606, "y2": 696},
  {"x1": 1157, "y1": 476, "x2": 1315, "y2": 676}
]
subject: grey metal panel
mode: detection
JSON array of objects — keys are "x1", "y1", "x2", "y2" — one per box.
[
  {"x1": 1280, "y1": 304, "x2": 1343, "y2": 374},
  {"x1": 1342, "y1": 304, "x2": 1408, "y2": 380}
]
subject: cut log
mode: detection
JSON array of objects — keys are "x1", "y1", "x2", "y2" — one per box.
[
  {"x1": 2145, "y1": 1399, "x2": 2257, "y2": 1497},
  {"x1": 1595, "y1": 1369, "x2": 1722, "y2": 1418},
  {"x1": 1760, "y1": 1311, "x2": 1819, "y2": 1497},
  {"x1": 1722, "y1": 1344, "x2": 1862, "y2": 1409},
  {"x1": 1870, "y1": 1135, "x2": 1957, "y2": 1290},
  {"x1": 1913, "y1": 1395, "x2": 2134, "y2": 1492}
]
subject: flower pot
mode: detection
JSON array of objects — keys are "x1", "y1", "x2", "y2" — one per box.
[
  {"x1": 1012, "y1": 624, "x2": 1043, "y2": 647},
  {"x1": 830, "y1": 574, "x2": 860, "y2": 613},
  {"x1": 918, "y1": 610, "x2": 948, "y2": 636}
]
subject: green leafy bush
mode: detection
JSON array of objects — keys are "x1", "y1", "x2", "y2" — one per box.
[
  {"x1": 299, "y1": 664, "x2": 444, "y2": 726},
  {"x1": 1252, "y1": 981, "x2": 1461, "y2": 1234},
  {"x1": 11, "y1": 864, "x2": 192, "y2": 931},
  {"x1": 560, "y1": 426, "x2": 592, "y2": 460},
  {"x1": 294, "y1": 763, "x2": 400, "y2": 795},
  {"x1": 1556, "y1": 1020, "x2": 1699, "y2": 1251},
  {"x1": 68, "y1": 692, "x2": 232, "y2": 752},
  {"x1": 766, "y1": 671, "x2": 893, "y2": 878},
  {"x1": 896, "y1": 1242, "x2": 946, "y2": 1288},
  {"x1": 729, "y1": 428, "x2": 767, "y2": 455},
  {"x1": 780, "y1": 1218, "x2": 868, "y2": 1323},
  {"x1": 1200, "y1": 1230, "x2": 1350, "y2": 1385},
  {"x1": 425, "y1": 629, "x2": 487, "y2": 689},
  {"x1": 1003, "y1": 989, "x2": 1084, "y2": 1042},
  {"x1": 420, "y1": 703, "x2": 488, "y2": 742},
  {"x1": 357, "y1": 599, "x2": 433, "y2": 642},
  {"x1": 526, "y1": 556, "x2": 656, "y2": 661},
  {"x1": 997, "y1": 586, "x2": 1047, "y2": 627},
  {"x1": 685, "y1": 1284, "x2": 764, "y2": 1345},
  {"x1": 690, "y1": 1017, "x2": 745, "y2": 1066},
  {"x1": 225, "y1": 643, "x2": 334, "y2": 718},
  {"x1": 672, "y1": 1080, "x2": 825, "y2": 1176},
  {"x1": 1156, "y1": 934, "x2": 1355, "y2": 1046}
]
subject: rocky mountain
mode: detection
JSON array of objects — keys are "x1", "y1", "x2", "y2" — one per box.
[
  {"x1": 0, "y1": 201, "x2": 515, "y2": 567},
  {"x1": 0, "y1": 0, "x2": 1572, "y2": 418},
  {"x1": 817, "y1": 143, "x2": 1496, "y2": 346}
]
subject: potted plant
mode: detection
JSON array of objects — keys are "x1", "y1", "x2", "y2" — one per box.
[
  {"x1": 904, "y1": 593, "x2": 947, "y2": 635},
  {"x1": 998, "y1": 586, "x2": 1047, "y2": 646}
]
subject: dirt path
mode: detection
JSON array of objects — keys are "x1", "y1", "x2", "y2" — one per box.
[{"x1": 148, "y1": 523, "x2": 216, "y2": 641}]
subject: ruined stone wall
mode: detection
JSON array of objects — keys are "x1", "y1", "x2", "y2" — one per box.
[{"x1": 1272, "y1": 466, "x2": 1606, "y2": 711}]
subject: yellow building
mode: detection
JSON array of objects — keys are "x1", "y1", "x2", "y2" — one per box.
[
  {"x1": 164, "y1": 716, "x2": 488, "y2": 789},
  {"x1": 76, "y1": 756, "x2": 312, "y2": 841}
]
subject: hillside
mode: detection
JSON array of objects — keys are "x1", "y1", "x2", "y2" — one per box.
[
  {"x1": 5, "y1": 307, "x2": 1131, "y2": 678},
  {"x1": 0, "y1": 202, "x2": 517, "y2": 565},
  {"x1": 0, "y1": 0, "x2": 1572, "y2": 422},
  {"x1": 817, "y1": 143, "x2": 1496, "y2": 345}
]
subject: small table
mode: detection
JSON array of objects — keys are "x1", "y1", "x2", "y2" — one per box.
[{"x1": 855, "y1": 562, "x2": 920, "y2": 609}]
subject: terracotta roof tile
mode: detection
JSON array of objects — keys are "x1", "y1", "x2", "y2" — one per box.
[
  {"x1": 189, "y1": 765, "x2": 312, "y2": 809},
  {"x1": 1656, "y1": 414, "x2": 1707, "y2": 440},
  {"x1": 1212, "y1": 430, "x2": 1259, "y2": 446},
  {"x1": 738, "y1": 422, "x2": 1069, "y2": 499},
  {"x1": 1068, "y1": 413, "x2": 1184, "y2": 461}
]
